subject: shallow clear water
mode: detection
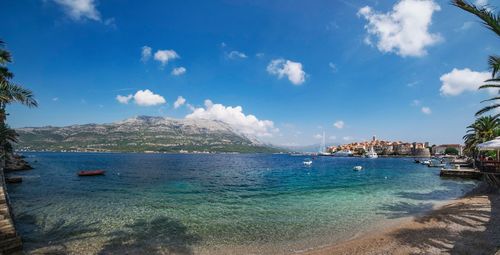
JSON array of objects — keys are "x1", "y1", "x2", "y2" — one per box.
[{"x1": 8, "y1": 153, "x2": 477, "y2": 254}]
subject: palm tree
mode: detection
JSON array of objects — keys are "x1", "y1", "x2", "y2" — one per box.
[
  {"x1": 0, "y1": 39, "x2": 37, "y2": 163},
  {"x1": 463, "y1": 116, "x2": 500, "y2": 156},
  {"x1": 452, "y1": 0, "x2": 500, "y2": 117},
  {"x1": 0, "y1": 80, "x2": 37, "y2": 123},
  {"x1": 0, "y1": 40, "x2": 13, "y2": 83},
  {"x1": 0, "y1": 40, "x2": 37, "y2": 124}
]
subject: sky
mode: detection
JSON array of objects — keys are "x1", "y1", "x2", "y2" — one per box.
[{"x1": 1, "y1": 0, "x2": 499, "y2": 146}]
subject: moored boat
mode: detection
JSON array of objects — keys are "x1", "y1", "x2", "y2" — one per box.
[
  {"x1": 6, "y1": 177, "x2": 22, "y2": 183},
  {"x1": 364, "y1": 146, "x2": 378, "y2": 159},
  {"x1": 303, "y1": 159, "x2": 313, "y2": 166},
  {"x1": 78, "y1": 170, "x2": 105, "y2": 176},
  {"x1": 333, "y1": 150, "x2": 354, "y2": 157}
]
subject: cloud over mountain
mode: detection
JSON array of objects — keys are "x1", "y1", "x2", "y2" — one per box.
[
  {"x1": 186, "y1": 100, "x2": 278, "y2": 137},
  {"x1": 116, "y1": 90, "x2": 166, "y2": 106}
]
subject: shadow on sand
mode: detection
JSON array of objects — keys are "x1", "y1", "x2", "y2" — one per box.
[
  {"x1": 98, "y1": 216, "x2": 201, "y2": 255},
  {"x1": 17, "y1": 213, "x2": 100, "y2": 254},
  {"x1": 380, "y1": 185, "x2": 500, "y2": 254},
  {"x1": 378, "y1": 182, "x2": 477, "y2": 219}
]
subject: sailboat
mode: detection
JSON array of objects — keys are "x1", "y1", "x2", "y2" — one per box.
[
  {"x1": 318, "y1": 132, "x2": 332, "y2": 156},
  {"x1": 365, "y1": 146, "x2": 378, "y2": 159}
]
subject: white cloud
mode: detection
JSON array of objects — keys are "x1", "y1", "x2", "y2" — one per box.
[
  {"x1": 411, "y1": 99, "x2": 421, "y2": 106},
  {"x1": 313, "y1": 134, "x2": 323, "y2": 139},
  {"x1": 53, "y1": 0, "x2": 101, "y2": 21},
  {"x1": 329, "y1": 136, "x2": 337, "y2": 140},
  {"x1": 267, "y1": 59, "x2": 306, "y2": 85},
  {"x1": 439, "y1": 68, "x2": 492, "y2": 96},
  {"x1": 256, "y1": 53, "x2": 265, "y2": 58},
  {"x1": 227, "y1": 51, "x2": 247, "y2": 59},
  {"x1": 358, "y1": 0, "x2": 441, "y2": 57},
  {"x1": 421, "y1": 106, "x2": 432, "y2": 114},
  {"x1": 174, "y1": 96, "x2": 186, "y2": 109},
  {"x1": 475, "y1": 0, "x2": 489, "y2": 6},
  {"x1": 154, "y1": 50, "x2": 179, "y2": 66},
  {"x1": 52, "y1": 97, "x2": 59, "y2": 101},
  {"x1": 333, "y1": 120, "x2": 345, "y2": 129},
  {"x1": 116, "y1": 94, "x2": 133, "y2": 104},
  {"x1": 186, "y1": 100, "x2": 278, "y2": 137},
  {"x1": 329, "y1": 62, "x2": 338, "y2": 73},
  {"x1": 171, "y1": 67, "x2": 186, "y2": 76},
  {"x1": 457, "y1": 21, "x2": 474, "y2": 31},
  {"x1": 117, "y1": 90, "x2": 166, "y2": 106},
  {"x1": 186, "y1": 103, "x2": 196, "y2": 111},
  {"x1": 133, "y1": 89, "x2": 166, "y2": 106},
  {"x1": 141, "y1": 46, "x2": 152, "y2": 62}
]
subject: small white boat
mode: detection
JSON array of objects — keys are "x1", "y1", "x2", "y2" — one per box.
[
  {"x1": 303, "y1": 159, "x2": 313, "y2": 166},
  {"x1": 333, "y1": 150, "x2": 354, "y2": 157},
  {"x1": 353, "y1": 166, "x2": 363, "y2": 171},
  {"x1": 365, "y1": 146, "x2": 378, "y2": 159}
]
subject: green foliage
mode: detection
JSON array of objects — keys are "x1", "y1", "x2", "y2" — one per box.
[
  {"x1": 0, "y1": 39, "x2": 37, "y2": 160},
  {"x1": 463, "y1": 116, "x2": 500, "y2": 156},
  {"x1": 444, "y1": 147, "x2": 459, "y2": 155},
  {"x1": 484, "y1": 150, "x2": 497, "y2": 158},
  {"x1": 354, "y1": 148, "x2": 365, "y2": 155},
  {"x1": 452, "y1": 1, "x2": 500, "y2": 117}
]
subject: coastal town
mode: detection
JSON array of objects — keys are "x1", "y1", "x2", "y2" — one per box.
[{"x1": 326, "y1": 136, "x2": 463, "y2": 157}]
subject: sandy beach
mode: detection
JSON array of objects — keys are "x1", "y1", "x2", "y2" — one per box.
[{"x1": 302, "y1": 186, "x2": 500, "y2": 255}]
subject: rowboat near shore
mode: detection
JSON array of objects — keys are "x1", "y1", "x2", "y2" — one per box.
[{"x1": 78, "y1": 170, "x2": 105, "y2": 176}]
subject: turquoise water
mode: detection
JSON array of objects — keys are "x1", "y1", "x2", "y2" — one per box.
[{"x1": 8, "y1": 153, "x2": 477, "y2": 254}]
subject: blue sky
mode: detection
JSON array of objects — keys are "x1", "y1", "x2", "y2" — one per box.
[{"x1": 1, "y1": 0, "x2": 499, "y2": 146}]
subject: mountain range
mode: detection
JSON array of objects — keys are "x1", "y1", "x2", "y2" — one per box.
[{"x1": 15, "y1": 116, "x2": 282, "y2": 153}]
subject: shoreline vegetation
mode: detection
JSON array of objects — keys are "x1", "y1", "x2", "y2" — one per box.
[{"x1": 303, "y1": 183, "x2": 500, "y2": 255}]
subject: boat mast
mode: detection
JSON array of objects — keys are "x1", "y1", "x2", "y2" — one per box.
[{"x1": 320, "y1": 131, "x2": 326, "y2": 153}]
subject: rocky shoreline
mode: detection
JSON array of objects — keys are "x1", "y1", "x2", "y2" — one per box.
[{"x1": 4, "y1": 154, "x2": 33, "y2": 172}]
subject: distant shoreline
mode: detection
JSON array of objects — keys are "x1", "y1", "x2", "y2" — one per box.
[{"x1": 17, "y1": 150, "x2": 438, "y2": 158}]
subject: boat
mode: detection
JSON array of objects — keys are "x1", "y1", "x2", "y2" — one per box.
[
  {"x1": 333, "y1": 150, "x2": 353, "y2": 157},
  {"x1": 428, "y1": 159, "x2": 446, "y2": 168},
  {"x1": 365, "y1": 146, "x2": 378, "y2": 159},
  {"x1": 78, "y1": 170, "x2": 105, "y2": 176},
  {"x1": 421, "y1": 160, "x2": 431, "y2": 166},
  {"x1": 317, "y1": 132, "x2": 332, "y2": 156},
  {"x1": 303, "y1": 159, "x2": 313, "y2": 166},
  {"x1": 353, "y1": 166, "x2": 363, "y2": 171},
  {"x1": 6, "y1": 177, "x2": 22, "y2": 183}
]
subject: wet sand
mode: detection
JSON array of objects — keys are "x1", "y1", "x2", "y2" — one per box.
[{"x1": 302, "y1": 186, "x2": 500, "y2": 255}]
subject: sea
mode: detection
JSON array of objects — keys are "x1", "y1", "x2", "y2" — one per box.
[{"x1": 7, "y1": 152, "x2": 477, "y2": 254}]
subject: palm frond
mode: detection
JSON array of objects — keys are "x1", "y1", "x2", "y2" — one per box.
[
  {"x1": 489, "y1": 55, "x2": 500, "y2": 78},
  {"x1": 476, "y1": 104, "x2": 500, "y2": 116},
  {"x1": 479, "y1": 83, "x2": 500, "y2": 89},
  {"x1": 0, "y1": 124, "x2": 18, "y2": 144},
  {"x1": 0, "y1": 50, "x2": 11, "y2": 66},
  {"x1": 485, "y1": 78, "x2": 500, "y2": 83},
  {"x1": 0, "y1": 81, "x2": 38, "y2": 108},
  {"x1": 481, "y1": 96, "x2": 500, "y2": 103},
  {"x1": 0, "y1": 67, "x2": 13, "y2": 82},
  {"x1": 452, "y1": 0, "x2": 500, "y2": 36}
]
